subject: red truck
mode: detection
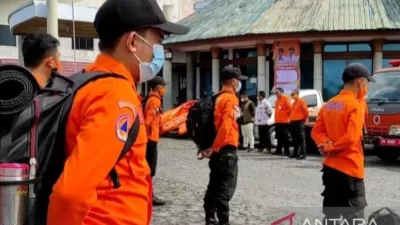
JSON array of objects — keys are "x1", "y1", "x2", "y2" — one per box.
[{"x1": 365, "y1": 60, "x2": 400, "y2": 162}]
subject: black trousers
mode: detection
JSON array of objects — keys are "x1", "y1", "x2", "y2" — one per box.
[
  {"x1": 204, "y1": 146, "x2": 238, "y2": 224},
  {"x1": 275, "y1": 123, "x2": 290, "y2": 154},
  {"x1": 258, "y1": 125, "x2": 271, "y2": 149},
  {"x1": 322, "y1": 166, "x2": 367, "y2": 225},
  {"x1": 238, "y1": 125, "x2": 244, "y2": 148},
  {"x1": 290, "y1": 120, "x2": 306, "y2": 156},
  {"x1": 146, "y1": 140, "x2": 158, "y2": 177}
]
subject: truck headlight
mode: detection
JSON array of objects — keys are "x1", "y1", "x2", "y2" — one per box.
[{"x1": 389, "y1": 125, "x2": 400, "y2": 136}]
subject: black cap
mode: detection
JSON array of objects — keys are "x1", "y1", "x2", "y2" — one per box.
[
  {"x1": 94, "y1": 0, "x2": 189, "y2": 44},
  {"x1": 342, "y1": 63, "x2": 376, "y2": 83},
  {"x1": 148, "y1": 76, "x2": 168, "y2": 88},
  {"x1": 220, "y1": 67, "x2": 248, "y2": 81}
]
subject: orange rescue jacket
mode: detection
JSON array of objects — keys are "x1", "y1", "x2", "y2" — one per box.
[
  {"x1": 275, "y1": 95, "x2": 291, "y2": 123},
  {"x1": 47, "y1": 54, "x2": 152, "y2": 225},
  {"x1": 311, "y1": 90, "x2": 364, "y2": 179},
  {"x1": 211, "y1": 86, "x2": 240, "y2": 151},
  {"x1": 144, "y1": 92, "x2": 163, "y2": 142},
  {"x1": 290, "y1": 98, "x2": 309, "y2": 122}
]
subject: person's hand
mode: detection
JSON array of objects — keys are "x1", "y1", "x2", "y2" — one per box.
[
  {"x1": 197, "y1": 151, "x2": 205, "y2": 160},
  {"x1": 202, "y1": 148, "x2": 213, "y2": 158}
]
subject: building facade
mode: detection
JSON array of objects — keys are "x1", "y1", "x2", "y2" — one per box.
[
  {"x1": 163, "y1": 0, "x2": 400, "y2": 105},
  {"x1": 2, "y1": 0, "x2": 194, "y2": 76}
]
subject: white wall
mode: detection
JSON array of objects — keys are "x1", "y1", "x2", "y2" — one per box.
[{"x1": 0, "y1": 0, "x2": 193, "y2": 62}]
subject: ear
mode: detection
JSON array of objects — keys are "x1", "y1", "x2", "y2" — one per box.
[
  {"x1": 126, "y1": 32, "x2": 137, "y2": 53},
  {"x1": 45, "y1": 56, "x2": 56, "y2": 68}
]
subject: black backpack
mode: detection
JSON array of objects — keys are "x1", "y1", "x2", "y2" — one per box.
[
  {"x1": 0, "y1": 65, "x2": 140, "y2": 224},
  {"x1": 368, "y1": 207, "x2": 400, "y2": 225},
  {"x1": 186, "y1": 92, "x2": 227, "y2": 151}
]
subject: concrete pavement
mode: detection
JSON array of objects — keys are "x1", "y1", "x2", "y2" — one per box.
[{"x1": 151, "y1": 138, "x2": 400, "y2": 225}]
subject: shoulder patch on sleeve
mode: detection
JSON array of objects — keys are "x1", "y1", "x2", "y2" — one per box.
[
  {"x1": 116, "y1": 113, "x2": 134, "y2": 142},
  {"x1": 118, "y1": 100, "x2": 135, "y2": 112}
]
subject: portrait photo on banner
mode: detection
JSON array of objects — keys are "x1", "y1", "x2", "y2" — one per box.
[{"x1": 273, "y1": 41, "x2": 301, "y2": 93}]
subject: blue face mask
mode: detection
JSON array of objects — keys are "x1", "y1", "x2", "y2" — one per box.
[
  {"x1": 235, "y1": 80, "x2": 242, "y2": 93},
  {"x1": 134, "y1": 36, "x2": 165, "y2": 83}
]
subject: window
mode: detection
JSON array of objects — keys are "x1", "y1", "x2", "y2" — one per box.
[
  {"x1": 233, "y1": 48, "x2": 256, "y2": 59},
  {"x1": 222, "y1": 50, "x2": 229, "y2": 60},
  {"x1": 324, "y1": 44, "x2": 347, "y2": 52},
  {"x1": 72, "y1": 37, "x2": 94, "y2": 50},
  {"x1": 383, "y1": 43, "x2": 400, "y2": 51},
  {"x1": 199, "y1": 52, "x2": 211, "y2": 62},
  {"x1": 324, "y1": 43, "x2": 371, "y2": 52},
  {"x1": 323, "y1": 59, "x2": 372, "y2": 101},
  {"x1": 236, "y1": 64, "x2": 257, "y2": 101},
  {"x1": 302, "y1": 94, "x2": 318, "y2": 107},
  {"x1": 0, "y1": 25, "x2": 16, "y2": 46},
  {"x1": 383, "y1": 59, "x2": 396, "y2": 68},
  {"x1": 348, "y1": 43, "x2": 371, "y2": 52}
]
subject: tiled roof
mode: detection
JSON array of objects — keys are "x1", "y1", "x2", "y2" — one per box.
[{"x1": 164, "y1": 0, "x2": 400, "y2": 44}]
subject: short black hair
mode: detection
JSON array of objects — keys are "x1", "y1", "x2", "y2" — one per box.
[
  {"x1": 276, "y1": 87, "x2": 284, "y2": 93},
  {"x1": 22, "y1": 33, "x2": 59, "y2": 68},
  {"x1": 258, "y1": 91, "x2": 266, "y2": 98},
  {"x1": 240, "y1": 92, "x2": 248, "y2": 96},
  {"x1": 98, "y1": 29, "x2": 146, "y2": 52},
  {"x1": 289, "y1": 47, "x2": 294, "y2": 51},
  {"x1": 279, "y1": 48, "x2": 284, "y2": 52}
]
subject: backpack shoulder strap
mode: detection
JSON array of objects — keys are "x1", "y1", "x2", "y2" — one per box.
[
  {"x1": 69, "y1": 71, "x2": 124, "y2": 93},
  {"x1": 109, "y1": 114, "x2": 140, "y2": 188},
  {"x1": 60, "y1": 71, "x2": 125, "y2": 122}
]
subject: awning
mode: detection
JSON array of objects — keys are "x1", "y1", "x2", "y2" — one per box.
[{"x1": 8, "y1": 1, "x2": 99, "y2": 38}]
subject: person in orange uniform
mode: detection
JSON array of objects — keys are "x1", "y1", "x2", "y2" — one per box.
[
  {"x1": 144, "y1": 76, "x2": 168, "y2": 206},
  {"x1": 21, "y1": 33, "x2": 61, "y2": 87},
  {"x1": 273, "y1": 87, "x2": 291, "y2": 156},
  {"x1": 311, "y1": 63, "x2": 374, "y2": 224},
  {"x1": 289, "y1": 89, "x2": 309, "y2": 159},
  {"x1": 202, "y1": 67, "x2": 247, "y2": 225},
  {"x1": 46, "y1": 0, "x2": 189, "y2": 225}
]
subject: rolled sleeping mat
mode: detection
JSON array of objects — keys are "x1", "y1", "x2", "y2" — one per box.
[{"x1": 0, "y1": 64, "x2": 39, "y2": 115}]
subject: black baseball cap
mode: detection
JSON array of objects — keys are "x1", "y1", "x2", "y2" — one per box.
[
  {"x1": 148, "y1": 76, "x2": 168, "y2": 88},
  {"x1": 342, "y1": 63, "x2": 375, "y2": 83},
  {"x1": 94, "y1": 0, "x2": 189, "y2": 44},
  {"x1": 220, "y1": 67, "x2": 248, "y2": 81}
]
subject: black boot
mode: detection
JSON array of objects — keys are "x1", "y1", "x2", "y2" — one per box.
[
  {"x1": 205, "y1": 212, "x2": 218, "y2": 225},
  {"x1": 153, "y1": 194, "x2": 166, "y2": 206}
]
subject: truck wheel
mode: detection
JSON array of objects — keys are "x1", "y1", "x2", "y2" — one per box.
[
  {"x1": 375, "y1": 148, "x2": 400, "y2": 162},
  {"x1": 269, "y1": 126, "x2": 277, "y2": 148}
]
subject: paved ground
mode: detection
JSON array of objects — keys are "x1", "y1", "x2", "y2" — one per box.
[{"x1": 151, "y1": 138, "x2": 400, "y2": 225}]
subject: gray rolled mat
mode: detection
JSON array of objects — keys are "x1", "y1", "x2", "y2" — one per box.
[{"x1": 0, "y1": 64, "x2": 39, "y2": 115}]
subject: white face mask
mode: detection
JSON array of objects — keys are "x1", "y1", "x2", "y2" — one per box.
[{"x1": 133, "y1": 35, "x2": 165, "y2": 83}]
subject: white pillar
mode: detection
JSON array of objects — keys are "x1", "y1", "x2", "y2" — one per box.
[
  {"x1": 228, "y1": 48, "x2": 233, "y2": 66},
  {"x1": 212, "y1": 60, "x2": 220, "y2": 93},
  {"x1": 265, "y1": 61, "x2": 270, "y2": 94},
  {"x1": 373, "y1": 40, "x2": 384, "y2": 72},
  {"x1": 211, "y1": 48, "x2": 220, "y2": 93},
  {"x1": 163, "y1": 5, "x2": 174, "y2": 109},
  {"x1": 163, "y1": 58, "x2": 173, "y2": 110},
  {"x1": 17, "y1": 36, "x2": 24, "y2": 66},
  {"x1": 256, "y1": 44, "x2": 266, "y2": 93},
  {"x1": 186, "y1": 52, "x2": 194, "y2": 100},
  {"x1": 46, "y1": 0, "x2": 58, "y2": 38},
  {"x1": 195, "y1": 53, "x2": 200, "y2": 99},
  {"x1": 313, "y1": 42, "x2": 323, "y2": 92}
]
